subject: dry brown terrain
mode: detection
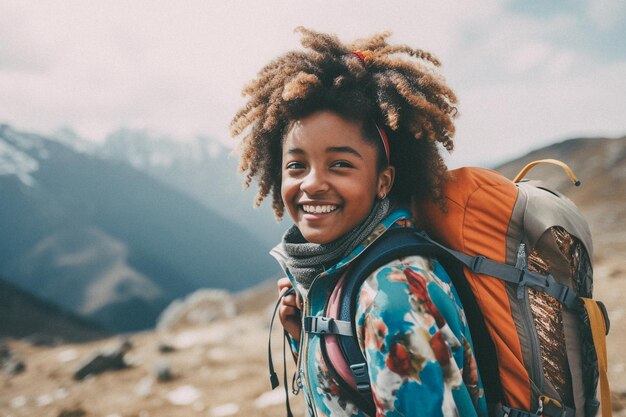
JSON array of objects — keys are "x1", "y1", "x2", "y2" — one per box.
[{"x1": 1, "y1": 292, "x2": 307, "y2": 417}]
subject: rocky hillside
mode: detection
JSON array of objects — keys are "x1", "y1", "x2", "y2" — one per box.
[
  {"x1": 0, "y1": 280, "x2": 305, "y2": 417},
  {"x1": 0, "y1": 278, "x2": 110, "y2": 344}
]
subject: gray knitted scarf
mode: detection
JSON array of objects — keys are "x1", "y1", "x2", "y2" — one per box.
[{"x1": 281, "y1": 198, "x2": 391, "y2": 289}]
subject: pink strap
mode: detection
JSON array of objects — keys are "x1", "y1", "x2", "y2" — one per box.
[{"x1": 324, "y1": 273, "x2": 357, "y2": 389}]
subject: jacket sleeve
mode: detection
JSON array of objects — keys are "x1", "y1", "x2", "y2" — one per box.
[{"x1": 354, "y1": 256, "x2": 487, "y2": 417}]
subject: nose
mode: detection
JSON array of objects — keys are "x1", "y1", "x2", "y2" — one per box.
[{"x1": 300, "y1": 168, "x2": 329, "y2": 195}]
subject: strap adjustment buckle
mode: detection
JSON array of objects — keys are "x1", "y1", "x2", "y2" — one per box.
[
  {"x1": 349, "y1": 363, "x2": 371, "y2": 393},
  {"x1": 517, "y1": 269, "x2": 547, "y2": 288},
  {"x1": 304, "y1": 316, "x2": 332, "y2": 334},
  {"x1": 555, "y1": 284, "x2": 578, "y2": 309},
  {"x1": 470, "y1": 255, "x2": 485, "y2": 272},
  {"x1": 303, "y1": 316, "x2": 353, "y2": 336}
]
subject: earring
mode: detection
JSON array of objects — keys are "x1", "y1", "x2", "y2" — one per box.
[{"x1": 379, "y1": 192, "x2": 387, "y2": 200}]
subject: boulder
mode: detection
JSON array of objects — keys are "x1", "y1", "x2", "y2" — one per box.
[
  {"x1": 154, "y1": 360, "x2": 174, "y2": 382},
  {"x1": 73, "y1": 339, "x2": 132, "y2": 380},
  {"x1": 0, "y1": 344, "x2": 26, "y2": 375},
  {"x1": 156, "y1": 289, "x2": 236, "y2": 331},
  {"x1": 157, "y1": 341, "x2": 176, "y2": 353}
]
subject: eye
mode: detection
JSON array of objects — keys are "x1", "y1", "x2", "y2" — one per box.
[
  {"x1": 286, "y1": 161, "x2": 305, "y2": 170},
  {"x1": 330, "y1": 160, "x2": 353, "y2": 168}
]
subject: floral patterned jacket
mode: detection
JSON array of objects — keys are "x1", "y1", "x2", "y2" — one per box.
[{"x1": 271, "y1": 209, "x2": 488, "y2": 417}]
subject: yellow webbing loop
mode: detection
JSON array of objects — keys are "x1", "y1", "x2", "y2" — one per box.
[
  {"x1": 581, "y1": 297, "x2": 612, "y2": 417},
  {"x1": 512, "y1": 159, "x2": 581, "y2": 186},
  {"x1": 539, "y1": 395, "x2": 563, "y2": 410}
]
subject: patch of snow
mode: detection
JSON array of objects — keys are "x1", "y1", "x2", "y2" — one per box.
[
  {"x1": 254, "y1": 389, "x2": 286, "y2": 408},
  {"x1": 157, "y1": 289, "x2": 236, "y2": 331},
  {"x1": 79, "y1": 233, "x2": 162, "y2": 314},
  {"x1": 50, "y1": 127, "x2": 98, "y2": 155},
  {"x1": 99, "y1": 128, "x2": 228, "y2": 170},
  {"x1": 57, "y1": 349, "x2": 79, "y2": 363},
  {"x1": 0, "y1": 137, "x2": 39, "y2": 186},
  {"x1": 124, "y1": 353, "x2": 144, "y2": 367},
  {"x1": 169, "y1": 322, "x2": 235, "y2": 349},
  {"x1": 135, "y1": 376, "x2": 154, "y2": 398},
  {"x1": 53, "y1": 388, "x2": 68, "y2": 400},
  {"x1": 171, "y1": 328, "x2": 222, "y2": 349},
  {"x1": 165, "y1": 385, "x2": 201, "y2": 406},
  {"x1": 10, "y1": 395, "x2": 27, "y2": 408},
  {"x1": 206, "y1": 347, "x2": 231, "y2": 361},
  {"x1": 3, "y1": 127, "x2": 46, "y2": 152},
  {"x1": 36, "y1": 393, "x2": 53, "y2": 407},
  {"x1": 210, "y1": 403, "x2": 239, "y2": 416}
]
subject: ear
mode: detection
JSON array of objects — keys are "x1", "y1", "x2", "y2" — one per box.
[{"x1": 377, "y1": 165, "x2": 395, "y2": 198}]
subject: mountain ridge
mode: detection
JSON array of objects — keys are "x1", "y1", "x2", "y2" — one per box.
[
  {"x1": 0, "y1": 125, "x2": 280, "y2": 331},
  {"x1": 0, "y1": 277, "x2": 111, "y2": 344}
]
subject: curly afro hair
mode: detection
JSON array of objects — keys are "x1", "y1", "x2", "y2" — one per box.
[{"x1": 231, "y1": 27, "x2": 458, "y2": 219}]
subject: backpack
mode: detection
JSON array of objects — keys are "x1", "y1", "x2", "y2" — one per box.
[{"x1": 302, "y1": 160, "x2": 611, "y2": 417}]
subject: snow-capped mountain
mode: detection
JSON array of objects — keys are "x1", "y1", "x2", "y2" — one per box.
[
  {"x1": 92, "y1": 128, "x2": 288, "y2": 248},
  {"x1": 0, "y1": 124, "x2": 279, "y2": 331},
  {"x1": 0, "y1": 125, "x2": 46, "y2": 186},
  {"x1": 98, "y1": 128, "x2": 226, "y2": 170}
]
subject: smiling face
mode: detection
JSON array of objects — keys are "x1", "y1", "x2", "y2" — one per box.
[{"x1": 281, "y1": 111, "x2": 394, "y2": 244}]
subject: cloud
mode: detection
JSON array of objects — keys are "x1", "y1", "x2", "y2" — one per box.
[
  {"x1": 0, "y1": 0, "x2": 493, "y2": 140},
  {"x1": 449, "y1": 60, "x2": 626, "y2": 167},
  {"x1": 0, "y1": 0, "x2": 624, "y2": 166},
  {"x1": 587, "y1": 0, "x2": 626, "y2": 30},
  {"x1": 506, "y1": 42, "x2": 552, "y2": 74}
]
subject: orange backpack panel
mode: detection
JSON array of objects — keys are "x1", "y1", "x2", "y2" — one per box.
[{"x1": 415, "y1": 167, "x2": 530, "y2": 410}]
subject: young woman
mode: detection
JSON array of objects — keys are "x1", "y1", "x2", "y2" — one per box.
[{"x1": 231, "y1": 27, "x2": 487, "y2": 417}]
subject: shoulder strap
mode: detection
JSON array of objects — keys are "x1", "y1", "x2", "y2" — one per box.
[
  {"x1": 336, "y1": 227, "x2": 440, "y2": 394},
  {"x1": 418, "y1": 232, "x2": 581, "y2": 310}
]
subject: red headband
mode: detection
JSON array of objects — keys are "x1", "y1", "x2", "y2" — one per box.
[{"x1": 352, "y1": 50, "x2": 391, "y2": 163}]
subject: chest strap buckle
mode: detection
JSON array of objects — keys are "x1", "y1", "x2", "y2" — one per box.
[{"x1": 303, "y1": 316, "x2": 353, "y2": 336}]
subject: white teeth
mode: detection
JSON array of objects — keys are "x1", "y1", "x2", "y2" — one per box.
[{"x1": 302, "y1": 204, "x2": 338, "y2": 214}]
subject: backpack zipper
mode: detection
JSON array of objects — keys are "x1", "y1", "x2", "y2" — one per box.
[
  {"x1": 520, "y1": 286, "x2": 544, "y2": 408},
  {"x1": 515, "y1": 243, "x2": 527, "y2": 269},
  {"x1": 515, "y1": 241, "x2": 544, "y2": 409}
]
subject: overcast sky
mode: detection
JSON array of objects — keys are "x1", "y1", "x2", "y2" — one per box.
[{"x1": 1, "y1": 0, "x2": 624, "y2": 167}]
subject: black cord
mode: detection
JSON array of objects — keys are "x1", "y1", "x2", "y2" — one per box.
[
  {"x1": 283, "y1": 330, "x2": 294, "y2": 417},
  {"x1": 268, "y1": 287, "x2": 296, "y2": 416}
]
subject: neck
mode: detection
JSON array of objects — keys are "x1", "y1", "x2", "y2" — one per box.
[{"x1": 279, "y1": 198, "x2": 392, "y2": 289}]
